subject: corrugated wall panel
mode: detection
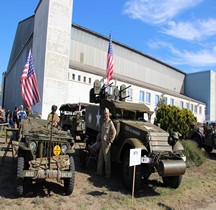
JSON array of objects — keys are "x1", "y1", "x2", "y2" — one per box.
[{"x1": 70, "y1": 26, "x2": 185, "y2": 94}]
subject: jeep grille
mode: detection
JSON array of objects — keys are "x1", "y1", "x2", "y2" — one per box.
[{"x1": 28, "y1": 139, "x2": 70, "y2": 158}]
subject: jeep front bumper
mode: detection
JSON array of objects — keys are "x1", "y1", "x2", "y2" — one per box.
[{"x1": 23, "y1": 169, "x2": 73, "y2": 179}]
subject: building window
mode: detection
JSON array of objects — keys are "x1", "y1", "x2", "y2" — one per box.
[
  {"x1": 199, "y1": 106, "x2": 202, "y2": 114},
  {"x1": 164, "y1": 97, "x2": 167, "y2": 104},
  {"x1": 190, "y1": 104, "x2": 193, "y2": 112},
  {"x1": 155, "y1": 95, "x2": 159, "y2": 105},
  {"x1": 72, "y1": 74, "x2": 75, "y2": 80},
  {"x1": 186, "y1": 102, "x2": 189, "y2": 109},
  {"x1": 180, "y1": 101, "x2": 184, "y2": 109},
  {"x1": 146, "y1": 92, "x2": 151, "y2": 104},
  {"x1": 170, "y1": 98, "x2": 174, "y2": 106},
  {"x1": 127, "y1": 88, "x2": 133, "y2": 101},
  {"x1": 194, "y1": 105, "x2": 198, "y2": 113},
  {"x1": 89, "y1": 78, "x2": 91, "y2": 84},
  {"x1": 83, "y1": 76, "x2": 86, "y2": 83},
  {"x1": 78, "y1": 75, "x2": 81, "y2": 81},
  {"x1": 139, "y1": 91, "x2": 145, "y2": 103}
]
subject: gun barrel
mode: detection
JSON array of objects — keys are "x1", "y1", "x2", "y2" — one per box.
[{"x1": 120, "y1": 85, "x2": 131, "y2": 92}]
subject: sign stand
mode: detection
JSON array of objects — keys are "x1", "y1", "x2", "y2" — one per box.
[
  {"x1": 132, "y1": 165, "x2": 136, "y2": 203},
  {"x1": 129, "y1": 148, "x2": 141, "y2": 203}
]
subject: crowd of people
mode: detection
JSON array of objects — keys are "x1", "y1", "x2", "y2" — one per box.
[
  {"x1": 0, "y1": 104, "x2": 60, "y2": 130},
  {"x1": 0, "y1": 105, "x2": 27, "y2": 129}
]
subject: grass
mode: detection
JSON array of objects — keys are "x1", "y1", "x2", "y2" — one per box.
[
  {"x1": 212, "y1": 167, "x2": 216, "y2": 174},
  {"x1": 181, "y1": 140, "x2": 206, "y2": 167},
  {"x1": 77, "y1": 203, "x2": 87, "y2": 210}
]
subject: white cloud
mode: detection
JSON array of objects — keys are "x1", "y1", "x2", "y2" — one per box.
[
  {"x1": 123, "y1": 0, "x2": 202, "y2": 25},
  {"x1": 148, "y1": 40, "x2": 216, "y2": 66},
  {"x1": 162, "y1": 19, "x2": 216, "y2": 41}
]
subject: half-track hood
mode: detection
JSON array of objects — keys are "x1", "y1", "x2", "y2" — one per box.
[{"x1": 119, "y1": 120, "x2": 172, "y2": 153}]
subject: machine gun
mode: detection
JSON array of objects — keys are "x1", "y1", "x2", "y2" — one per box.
[
  {"x1": 112, "y1": 84, "x2": 131, "y2": 101},
  {"x1": 119, "y1": 84, "x2": 131, "y2": 101},
  {"x1": 90, "y1": 80, "x2": 113, "y2": 103}
]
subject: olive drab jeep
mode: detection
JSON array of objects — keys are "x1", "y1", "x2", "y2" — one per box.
[
  {"x1": 59, "y1": 103, "x2": 88, "y2": 141},
  {"x1": 188, "y1": 121, "x2": 216, "y2": 153},
  {"x1": 16, "y1": 118, "x2": 75, "y2": 196},
  {"x1": 82, "y1": 79, "x2": 186, "y2": 192}
]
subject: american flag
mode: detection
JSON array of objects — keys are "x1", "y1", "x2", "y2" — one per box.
[
  {"x1": 106, "y1": 33, "x2": 114, "y2": 87},
  {"x1": 20, "y1": 49, "x2": 40, "y2": 109}
]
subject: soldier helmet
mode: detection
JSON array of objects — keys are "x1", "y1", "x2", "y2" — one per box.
[{"x1": 51, "y1": 105, "x2": 57, "y2": 112}]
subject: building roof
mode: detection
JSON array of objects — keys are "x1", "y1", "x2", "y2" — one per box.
[{"x1": 7, "y1": 15, "x2": 35, "y2": 71}]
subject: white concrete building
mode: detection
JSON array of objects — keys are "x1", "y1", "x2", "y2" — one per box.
[{"x1": 2, "y1": 0, "x2": 206, "y2": 122}]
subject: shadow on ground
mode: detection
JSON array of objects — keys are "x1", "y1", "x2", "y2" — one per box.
[
  {"x1": 74, "y1": 148, "x2": 162, "y2": 198},
  {"x1": 0, "y1": 156, "x2": 66, "y2": 199}
]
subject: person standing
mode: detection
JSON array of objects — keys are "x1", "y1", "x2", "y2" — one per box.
[
  {"x1": 17, "y1": 105, "x2": 27, "y2": 122},
  {"x1": 0, "y1": 106, "x2": 5, "y2": 130},
  {"x1": 5, "y1": 109, "x2": 13, "y2": 128},
  {"x1": 12, "y1": 107, "x2": 19, "y2": 128},
  {"x1": 96, "y1": 108, "x2": 116, "y2": 178},
  {"x1": 0, "y1": 106, "x2": 4, "y2": 124},
  {"x1": 47, "y1": 105, "x2": 60, "y2": 127}
]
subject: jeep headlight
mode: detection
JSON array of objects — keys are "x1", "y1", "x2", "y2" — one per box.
[
  {"x1": 30, "y1": 142, "x2": 37, "y2": 151},
  {"x1": 61, "y1": 144, "x2": 68, "y2": 153}
]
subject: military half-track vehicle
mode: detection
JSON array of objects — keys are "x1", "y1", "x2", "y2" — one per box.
[
  {"x1": 188, "y1": 122, "x2": 216, "y2": 153},
  {"x1": 59, "y1": 103, "x2": 88, "y2": 141},
  {"x1": 16, "y1": 118, "x2": 75, "y2": 196},
  {"x1": 83, "y1": 80, "x2": 186, "y2": 191}
]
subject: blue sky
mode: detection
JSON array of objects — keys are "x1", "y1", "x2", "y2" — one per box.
[{"x1": 1, "y1": 0, "x2": 216, "y2": 83}]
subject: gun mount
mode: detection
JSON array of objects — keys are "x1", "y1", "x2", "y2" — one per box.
[{"x1": 90, "y1": 79, "x2": 131, "y2": 103}]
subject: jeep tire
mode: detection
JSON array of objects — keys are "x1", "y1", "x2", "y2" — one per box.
[
  {"x1": 17, "y1": 156, "x2": 24, "y2": 196},
  {"x1": 64, "y1": 156, "x2": 75, "y2": 195}
]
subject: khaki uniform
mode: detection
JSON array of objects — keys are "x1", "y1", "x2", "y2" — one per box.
[
  {"x1": 0, "y1": 109, "x2": 4, "y2": 124},
  {"x1": 47, "y1": 112, "x2": 59, "y2": 127},
  {"x1": 97, "y1": 118, "x2": 116, "y2": 177}
]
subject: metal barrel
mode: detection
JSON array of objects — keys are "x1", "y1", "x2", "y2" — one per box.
[{"x1": 157, "y1": 159, "x2": 186, "y2": 176}]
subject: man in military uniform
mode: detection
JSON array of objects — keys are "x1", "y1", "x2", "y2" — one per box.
[
  {"x1": 96, "y1": 108, "x2": 116, "y2": 178},
  {"x1": 47, "y1": 105, "x2": 60, "y2": 128},
  {"x1": 0, "y1": 106, "x2": 4, "y2": 124}
]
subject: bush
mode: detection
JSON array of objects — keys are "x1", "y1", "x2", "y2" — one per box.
[
  {"x1": 181, "y1": 140, "x2": 206, "y2": 167},
  {"x1": 155, "y1": 104, "x2": 197, "y2": 138}
]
